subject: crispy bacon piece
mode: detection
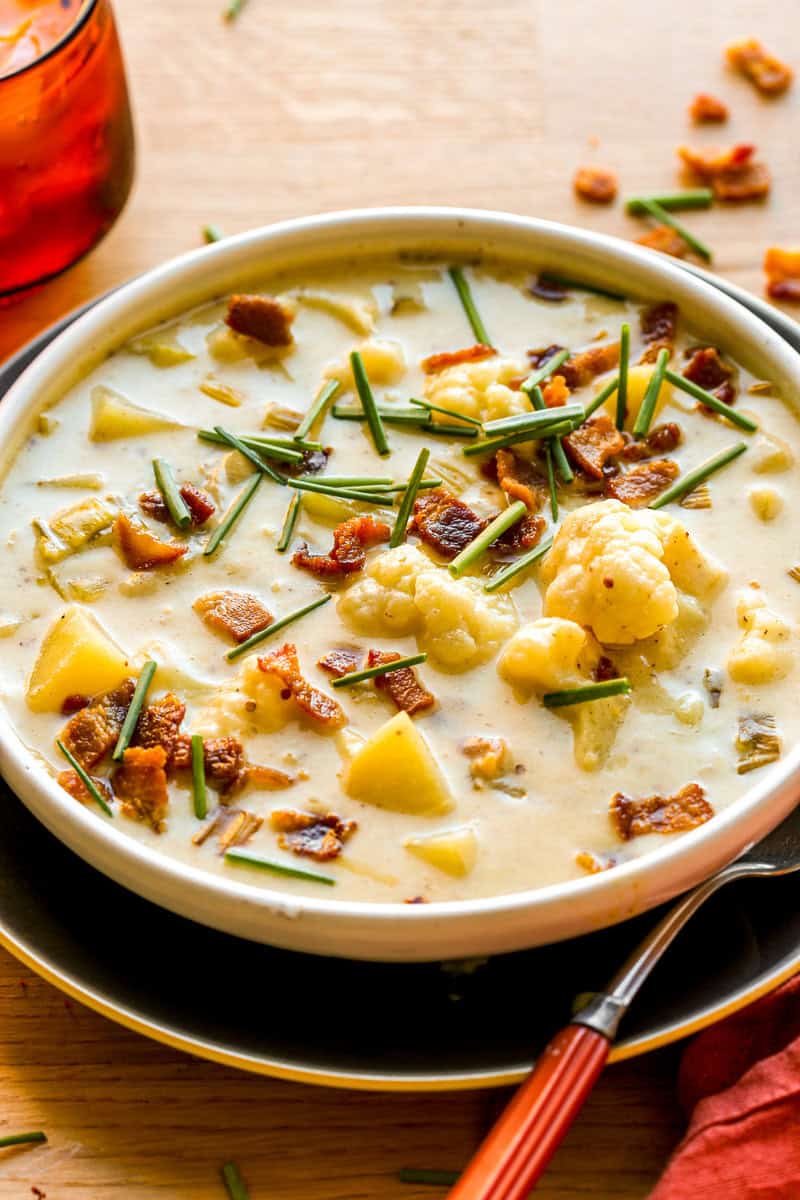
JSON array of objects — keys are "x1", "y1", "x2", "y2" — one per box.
[
  {"x1": 225, "y1": 294, "x2": 294, "y2": 346},
  {"x1": 573, "y1": 165, "x2": 618, "y2": 204},
  {"x1": 606, "y1": 459, "x2": 680, "y2": 507},
  {"x1": 421, "y1": 344, "x2": 496, "y2": 373},
  {"x1": 620, "y1": 423, "x2": 683, "y2": 461},
  {"x1": 679, "y1": 142, "x2": 754, "y2": 176},
  {"x1": 60, "y1": 694, "x2": 90, "y2": 715},
  {"x1": 60, "y1": 679, "x2": 135, "y2": 769},
  {"x1": 193, "y1": 590, "x2": 273, "y2": 644},
  {"x1": 292, "y1": 515, "x2": 390, "y2": 578},
  {"x1": 713, "y1": 160, "x2": 771, "y2": 202},
  {"x1": 593, "y1": 655, "x2": 621, "y2": 682},
  {"x1": 58, "y1": 769, "x2": 114, "y2": 809},
  {"x1": 409, "y1": 488, "x2": 485, "y2": 560},
  {"x1": 140, "y1": 483, "x2": 215, "y2": 527},
  {"x1": 764, "y1": 247, "x2": 800, "y2": 302},
  {"x1": 689, "y1": 92, "x2": 729, "y2": 123},
  {"x1": 575, "y1": 850, "x2": 618, "y2": 874},
  {"x1": 366, "y1": 649, "x2": 435, "y2": 716},
  {"x1": 528, "y1": 276, "x2": 567, "y2": 303},
  {"x1": 766, "y1": 278, "x2": 800, "y2": 303},
  {"x1": 678, "y1": 143, "x2": 770, "y2": 202},
  {"x1": 270, "y1": 809, "x2": 357, "y2": 862},
  {"x1": 257, "y1": 643, "x2": 346, "y2": 729},
  {"x1": 173, "y1": 735, "x2": 288, "y2": 797},
  {"x1": 132, "y1": 693, "x2": 186, "y2": 769},
  {"x1": 640, "y1": 301, "x2": 678, "y2": 363},
  {"x1": 494, "y1": 449, "x2": 545, "y2": 511},
  {"x1": 683, "y1": 346, "x2": 737, "y2": 407},
  {"x1": 317, "y1": 648, "x2": 360, "y2": 677},
  {"x1": 726, "y1": 38, "x2": 793, "y2": 96},
  {"x1": 113, "y1": 745, "x2": 169, "y2": 831},
  {"x1": 560, "y1": 342, "x2": 620, "y2": 390},
  {"x1": 227, "y1": 763, "x2": 296, "y2": 796},
  {"x1": 113, "y1": 513, "x2": 188, "y2": 571},
  {"x1": 462, "y1": 736, "x2": 510, "y2": 780},
  {"x1": 541, "y1": 374, "x2": 571, "y2": 408},
  {"x1": 527, "y1": 344, "x2": 565, "y2": 370},
  {"x1": 493, "y1": 513, "x2": 546, "y2": 554},
  {"x1": 610, "y1": 782, "x2": 713, "y2": 841},
  {"x1": 636, "y1": 225, "x2": 689, "y2": 259},
  {"x1": 563, "y1": 412, "x2": 625, "y2": 479}
]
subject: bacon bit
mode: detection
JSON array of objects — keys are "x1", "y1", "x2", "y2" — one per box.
[
  {"x1": 113, "y1": 512, "x2": 188, "y2": 571},
  {"x1": 409, "y1": 488, "x2": 485, "y2": 560},
  {"x1": 193, "y1": 590, "x2": 273, "y2": 644},
  {"x1": 132, "y1": 693, "x2": 186, "y2": 769},
  {"x1": 635, "y1": 225, "x2": 689, "y2": 259},
  {"x1": 174, "y1": 734, "x2": 284, "y2": 796},
  {"x1": 257, "y1": 642, "x2": 347, "y2": 729},
  {"x1": 230, "y1": 763, "x2": 296, "y2": 796},
  {"x1": 405, "y1": 895, "x2": 429, "y2": 904},
  {"x1": 60, "y1": 693, "x2": 90, "y2": 715},
  {"x1": 639, "y1": 301, "x2": 678, "y2": 364},
  {"x1": 318, "y1": 648, "x2": 360, "y2": 677},
  {"x1": 575, "y1": 850, "x2": 617, "y2": 874},
  {"x1": 689, "y1": 92, "x2": 729, "y2": 123},
  {"x1": 366, "y1": 649, "x2": 436, "y2": 716},
  {"x1": 726, "y1": 39, "x2": 793, "y2": 96},
  {"x1": 560, "y1": 343, "x2": 620, "y2": 390},
  {"x1": 610, "y1": 782, "x2": 713, "y2": 841},
  {"x1": 563, "y1": 412, "x2": 625, "y2": 479},
  {"x1": 606, "y1": 459, "x2": 680, "y2": 508},
  {"x1": 541, "y1": 374, "x2": 571, "y2": 408},
  {"x1": 225, "y1": 294, "x2": 295, "y2": 346},
  {"x1": 683, "y1": 346, "x2": 737, "y2": 407},
  {"x1": 764, "y1": 247, "x2": 800, "y2": 302},
  {"x1": 493, "y1": 512, "x2": 546, "y2": 554},
  {"x1": 573, "y1": 165, "x2": 618, "y2": 204},
  {"x1": 679, "y1": 142, "x2": 754, "y2": 176},
  {"x1": 593, "y1": 655, "x2": 620, "y2": 682},
  {"x1": 140, "y1": 483, "x2": 215, "y2": 527},
  {"x1": 292, "y1": 514, "x2": 391, "y2": 578},
  {"x1": 527, "y1": 344, "x2": 566, "y2": 370},
  {"x1": 766, "y1": 278, "x2": 800, "y2": 303},
  {"x1": 462, "y1": 736, "x2": 510, "y2": 780},
  {"x1": 494, "y1": 449, "x2": 545, "y2": 511},
  {"x1": 421, "y1": 344, "x2": 496, "y2": 373},
  {"x1": 528, "y1": 276, "x2": 568, "y2": 303},
  {"x1": 57, "y1": 769, "x2": 114, "y2": 808},
  {"x1": 713, "y1": 160, "x2": 771, "y2": 202},
  {"x1": 677, "y1": 143, "x2": 770, "y2": 202},
  {"x1": 270, "y1": 809, "x2": 357, "y2": 861},
  {"x1": 60, "y1": 679, "x2": 135, "y2": 769},
  {"x1": 620, "y1": 423, "x2": 683, "y2": 461},
  {"x1": 113, "y1": 745, "x2": 169, "y2": 832}
]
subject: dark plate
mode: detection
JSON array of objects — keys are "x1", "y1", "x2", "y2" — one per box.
[{"x1": 0, "y1": 283, "x2": 798, "y2": 1091}]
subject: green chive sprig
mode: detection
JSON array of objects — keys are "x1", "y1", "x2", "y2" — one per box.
[
  {"x1": 398, "y1": 1168, "x2": 460, "y2": 1187},
  {"x1": 294, "y1": 379, "x2": 340, "y2": 442},
  {"x1": 584, "y1": 373, "x2": 620, "y2": 420},
  {"x1": 482, "y1": 404, "x2": 584, "y2": 437},
  {"x1": 626, "y1": 189, "x2": 713, "y2": 214},
  {"x1": 649, "y1": 442, "x2": 747, "y2": 509},
  {"x1": 347, "y1": 479, "x2": 442, "y2": 494},
  {"x1": 484, "y1": 534, "x2": 553, "y2": 593},
  {"x1": 543, "y1": 444, "x2": 558, "y2": 521},
  {"x1": 56, "y1": 741, "x2": 112, "y2": 817},
  {"x1": 536, "y1": 274, "x2": 625, "y2": 302},
  {"x1": 204, "y1": 472, "x2": 263, "y2": 557},
  {"x1": 616, "y1": 324, "x2": 630, "y2": 430},
  {"x1": 226, "y1": 594, "x2": 331, "y2": 661},
  {"x1": 448, "y1": 265, "x2": 491, "y2": 345},
  {"x1": 332, "y1": 404, "x2": 427, "y2": 426},
  {"x1": 276, "y1": 493, "x2": 302, "y2": 553},
  {"x1": 634, "y1": 198, "x2": 712, "y2": 263},
  {"x1": 463, "y1": 418, "x2": 576, "y2": 458},
  {"x1": 0, "y1": 1132, "x2": 48, "y2": 1150},
  {"x1": 286, "y1": 477, "x2": 392, "y2": 506},
  {"x1": 350, "y1": 351, "x2": 390, "y2": 456},
  {"x1": 663, "y1": 369, "x2": 758, "y2": 432},
  {"x1": 528, "y1": 383, "x2": 573, "y2": 484},
  {"x1": 332, "y1": 653, "x2": 428, "y2": 688},
  {"x1": 390, "y1": 448, "x2": 430, "y2": 548},
  {"x1": 225, "y1": 848, "x2": 335, "y2": 886},
  {"x1": 152, "y1": 458, "x2": 191, "y2": 529},
  {"x1": 409, "y1": 397, "x2": 483, "y2": 427},
  {"x1": 212, "y1": 426, "x2": 288, "y2": 481},
  {"x1": 203, "y1": 224, "x2": 224, "y2": 243},
  {"x1": 543, "y1": 678, "x2": 631, "y2": 708},
  {"x1": 632, "y1": 347, "x2": 670, "y2": 437},
  {"x1": 520, "y1": 348, "x2": 571, "y2": 394},
  {"x1": 199, "y1": 430, "x2": 321, "y2": 454},
  {"x1": 191, "y1": 734, "x2": 207, "y2": 820},
  {"x1": 221, "y1": 1161, "x2": 251, "y2": 1200},
  {"x1": 112, "y1": 661, "x2": 157, "y2": 762},
  {"x1": 449, "y1": 501, "x2": 527, "y2": 578},
  {"x1": 222, "y1": 0, "x2": 247, "y2": 22}
]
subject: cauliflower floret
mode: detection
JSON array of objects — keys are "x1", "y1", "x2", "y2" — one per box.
[
  {"x1": 498, "y1": 618, "x2": 588, "y2": 692},
  {"x1": 727, "y1": 586, "x2": 794, "y2": 684},
  {"x1": 325, "y1": 337, "x2": 406, "y2": 391},
  {"x1": 193, "y1": 655, "x2": 291, "y2": 736},
  {"x1": 424, "y1": 356, "x2": 523, "y2": 424},
  {"x1": 653, "y1": 513, "x2": 727, "y2": 601},
  {"x1": 337, "y1": 544, "x2": 428, "y2": 636}
]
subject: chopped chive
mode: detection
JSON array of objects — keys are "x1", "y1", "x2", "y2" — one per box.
[
  {"x1": 543, "y1": 678, "x2": 632, "y2": 708},
  {"x1": 634, "y1": 198, "x2": 712, "y2": 263},
  {"x1": 520, "y1": 348, "x2": 571, "y2": 394},
  {"x1": 331, "y1": 403, "x2": 427, "y2": 425},
  {"x1": 276, "y1": 493, "x2": 302, "y2": 553},
  {"x1": 543, "y1": 443, "x2": 558, "y2": 521},
  {"x1": 536, "y1": 273, "x2": 625, "y2": 302},
  {"x1": 390, "y1": 448, "x2": 430, "y2": 548},
  {"x1": 56, "y1": 740, "x2": 112, "y2": 817},
  {"x1": 152, "y1": 458, "x2": 191, "y2": 529},
  {"x1": 204, "y1": 471, "x2": 263, "y2": 557},
  {"x1": 202, "y1": 224, "x2": 224, "y2": 243},
  {"x1": 0, "y1": 1132, "x2": 48, "y2": 1150},
  {"x1": 286, "y1": 478, "x2": 393, "y2": 506},
  {"x1": 423, "y1": 421, "x2": 479, "y2": 439},
  {"x1": 626, "y1": 189, "x2": 713, "y2": 214},
  {"x1": 222, "y1": 0, "x2": 247, "y2": 22},
  {"x1": 483, "y1": 404, "x2": 585, "y2": 436},
  {"x1": 663, "y1": 369, "x2": 758, "y2": 432},
  {"x1": 294, "y1": 379, "x2": 340, "y2": 442},
  {"x1": 226, "y1": 593, "x2": 331, "y2": 661},
  {"x1": 448, "y1": 265, "x2": 491, "y2": 345},
  {"x1": 616, "y1": 324, "x2": 630, "y2": 430},
  {"x1": 212, "y1": 426, "x2": 289, "y2": 480},
  {"x1": 528, "y1": 384, "x2": 573, "y2": 484},
  {"x1": 350, "y1": 351, "x2": 390, "y2": 457},
  {"x1": 112, "y1": 661, "x2": 157, "y2": 762},
  {"x1": 221, "y1": 1161, "x2": 250, "y2": 1200},
  {"x1": 449, "y1": 501, "x2": 527, "y2": 578},
  {"x1": 462, "y1": 418, "x2": 576, "y2": 458},
  {"x1": 225, "y1": 848, "x2": 335, "y2": 885},
  {"x1": 198, "y1": 430, "x2": 319, "y2": 454},
  {"x1": 484, "y1": 534, "x2": 553, "y2": 593},
  {"x1": 649, "y1": 442, "x2": 747, "y2": 509},
  {"x1": 632, "y1": 347, "x2": 670, "y2": 437},
  {"x1": 409, "y1": 397, "x2": 484, "y2": 427},
  {"x1": 191, "y1": 735, "x2": 207, "y2": 820},
  {"x1": 333, "y1": 653, "x2": 428, "y2": 688},
  {"x1": 584, "y1": 373, "x2": 620, "y2": 420},
  {"x1": 358, "y1": 479, "x2": 442, "y2": 495},
  {"x1": 316, "y1": 475, "x2": 394, "y2": 487},
  {"x1": 398, "y1": 1168, "x2": 460, "y2": 1187}
]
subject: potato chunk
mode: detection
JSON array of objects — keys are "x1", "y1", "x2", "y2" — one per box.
[
  {"x1": 26, "y1": 606, "x2": 130, "y2": 713},
  {"x1": 89, "y1": 386, "x2": 183, "y2": 441},
  {"x1": 343, "y1": 711, "x2": 453, "y2": 815},
  {"x1": 34, "y1": 496, "x2": 117, "y2": 564},
  {"x1": 405, "y1": 826, "x2": 478, "y2": 876},
  {"x1": 604, "y1": 364, "x2": 673, "y2": 431},
  {"x1": 727, "y1": 586, "x2": 794, "y2": 684},
  {"x1": 325, "y1": 337, "x2": 406, "y2": 390}
]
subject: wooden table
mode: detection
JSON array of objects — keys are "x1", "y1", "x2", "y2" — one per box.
[{"x1": 2, "y1": 0, "x2": 799, "y2": 1194}]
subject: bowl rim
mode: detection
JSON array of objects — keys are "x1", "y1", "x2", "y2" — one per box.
[{"x1": 3, "y1": 204, "x2": 800, "y2": 947}]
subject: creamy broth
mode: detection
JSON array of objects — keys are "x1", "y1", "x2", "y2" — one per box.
[{"x1": 2, "y1": 256, "x2": 799, "y2": 904}]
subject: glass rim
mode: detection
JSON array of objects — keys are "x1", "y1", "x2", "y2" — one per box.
[{"x1": 0, "y1": 0, "x2": 100, "y2": 85}]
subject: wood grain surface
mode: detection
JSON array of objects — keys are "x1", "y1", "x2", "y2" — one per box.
[{"x1": 2, "y1": 0, "x2": 799, "y2": 1195}]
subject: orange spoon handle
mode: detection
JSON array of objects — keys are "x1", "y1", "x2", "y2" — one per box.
[{"x1": 447, "y1": 1024, "x2": 610, "y2": 1200}]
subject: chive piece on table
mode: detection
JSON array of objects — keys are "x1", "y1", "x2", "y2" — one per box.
[
  {"x1": 287, "y1": 478, "x2": 393, "y2": 506},
  {"x1": 663, "y1": 369, "x2": 758, "y2": 432},
  {"x1": 536, "y1": 274, "x2": 626, "y2": 302},
  {"x1": 56, "y1": 741, "x2": 112, "y2": 817},
  {"x1": 520, "y1": 347, "x2": 571, "y2": 394},
  {"x1": 398, "y1": 1168, "x2": 460, "y2": 1187},
  {"x1": 543, "y1": 443, "x2": 558, "y2": 521},
  {"x1": 350, "y1": 351, "x2": 390, "y2": 457},
  {"x1": 449, "y1": 500, "x2": 528, "y2": 578},
  {"x1": 462, "y1": 418, "x2": 576, "y2": 458},
  {"x1": 390, "y1": 448, "x2": 430, "y2": 548},
  {"x1": 152, "y1": 457, "x2": 191, "y2": 529},
  {"x1": 584, "y1": 373, "x2": 620, "y2": 420},
  {"x1": 332, "y1": 653, "x2": 428, "y2": 688},
  {"x1": 221, "y1": 1161, "x2": 251, "y2": 1200},
  {"x1": 213, "y1": 426, "x2": 289, "y2": 480},
  {"x1": 226, "y1": 593, "x2": 331, "y2": 661},
  {"x1": 633, "y1": 198, "x2": 712, "y2": 263},
  {"x1": 294, "y1": 378, "x2": 340, "y2": 442},
  {"x1": 616, "y1": 324, "x2": 630, "y2": 430},
  {"x1": 225, "y1": 848, "x2": 335, "y2": 886},
  {"x1": 626, "y1": 189, "x2": 713, "y2": 214},
  {"x1": 276, "y1": 493, "x2": 302, "y2": 553},
  {"x1": 632, "y1": 347, "x2": 670, "y2": 437},
  {"x1": 484, "y1": 534, "x2": 554, "y2": 593},
  {"x1": 222, "y1": 0, "x2": 247, "y2": 22},
  {"x1": 0, "y1": 1132, "x2": 48, "y2": 1150},
  {"x1": 191, "y1": 734, "x2": 207, "y2": 820},
  {"x1": 528, "y1": 384, "x2": 573, "y2": 485},
  {"x1": 543, "y1": 677, "x2": 632, "y2": 709},
  {"x1": 204, "y1": 471, "x2": 263, "y2": 557},
  {"x1": 202, "y1": 224, "x2": 224, "y2": 243},
  {"x1": 448, "y1": 265, "x2": 492, "y2": 345},
  {"x1": 112, "y1": 661, "x2": 157, "y2": 762},
  {"x1": 409, "y1": 397, "x2": 484, "y2": 427},
  {"x1": 649, "y1": 442, "x2": 747, "y2": 509}
]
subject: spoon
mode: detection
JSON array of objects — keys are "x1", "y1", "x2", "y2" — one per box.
[{"x1": 446, "y1": 803, "x2": 800, "y2": 1200}]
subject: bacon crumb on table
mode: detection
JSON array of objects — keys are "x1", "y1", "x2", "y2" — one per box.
[
  {"x1": 726, "y1": 38, "x2": 793, "y2": 96},
  {"x1": 258, "y1": 642, "x2": 347, "y2": 729},
  {"x1": 606, "y1": 459, "x2": 680, "y2": 507},
  {"x1": 225, "y1": 294, "x2": 295, "y2": 346},
  {"x1": 193, "y1": 590, "x2": 273, "y2": 643},
  {"x1": 640, "y1": 301, "x2": 678, "y2": 363},
  {"x1": 563, "y1": 412, "x2": 625, "y2": 479},
  {"x1": 573, "y1": 165, "x2": 618, "y2": 204},
  {"x1": 689, "y1": 92, "x2": 729, "y2": 123},
  {"x1": 610, "y1": 782, "x2": 713, "y2": 841},
  {"x1": 57, "y1": 769, "x2": 114, "y2": 808},
  {"x1": 635, "y1": 225, "x2": 689, "y2": 259},
  {"x1": 678, "y1": 143, "x2": 771, "y2": 202},
  {"x1": 421, "y1": 344, "x2": 496, "y2": 373},
  {"x1": 270, "y1": 809, "x2": 357, "y2": 861},
  {"x1": 683, "y1": 346, "x2": 737, "y2": 406},
  {"x1": 410, "y1": 488, "x2": 486, "y2": 560},
  {"x1": 764, "y1": 247, "x2": 800, "y2": 303},
  {"x1": 113, "y1": 512, "x2": 188, "y2": 570},
  {"x1": 366, "y1": 649, "x2": 436, "y2": 716},
  {"x1": 60, "y1": 679, "x2": 134, "y2": 768},
  {"x1": 292, "y1": 515, "x2": 390, "y2": 578},
  {"x1": 113, "y1": 745, "x2": 169, "y2": 831},
  {"x1": 140, "y1": 483, "x2": 215, "y2": 527}
]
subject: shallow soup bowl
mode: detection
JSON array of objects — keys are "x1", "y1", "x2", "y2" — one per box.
[{"x1": 2, "y1": 207, "x2": 800, "y2": 963}]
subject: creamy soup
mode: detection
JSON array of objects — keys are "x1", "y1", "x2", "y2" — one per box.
[{"x1": 2, "y1": 256, "x2": 798, "y2": 904}]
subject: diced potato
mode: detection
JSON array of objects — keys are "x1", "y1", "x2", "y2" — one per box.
[
  {"x1": 727, "y1": 585, "x2": 794, "y2": 684},
  {"x1": 37, "y1": 413, "x2": 60, "y2": 435},
  {"x1": 749, "y1": 485, "x2": 783, "y2": 522},
  {"x1": 296, "y1": 289, "x2": 377, "y2": 335},
  {"x1": 224, "y1": 450, "x2": 257, "y2": 484},
  {"x1": 129, "y1": 328, "x2": 195, "y2": 367},
  {"x1": 89, "y1": 386, "x2": 184, "y2": 441},
  {"x1": 605, "y1": 364, "x2": 673, "y2": 432},
  {"x1": 570, "y1": 694, "x2": 631, "y2": 772},
  {"x1": 751, "y1": 431, "x2": 794, "y2": 474},
  {"x1": 343, "y1": 711, "x2": 453, "y2": 815},
  {"x1": 301, "y1": 490, "x2": 359, "y2": 526},
  {"x1": 325, "y1": 337, "x2": 406, "y2": 391},
  {"x1": 0, "y1": 614, "x2": 22, "y2": 638},
  {"x1": 199, "y1": 376, "x2": 245, "y2": 407},
  {"x1": 26, "y1": 606, "x2": 130, "y2": 713},
  {"x1": 405, "y1": 826, "x2": 478, "y2": 877},
  {"x1": 34, "y1": 496, "x2": 118, "y2": 564}
]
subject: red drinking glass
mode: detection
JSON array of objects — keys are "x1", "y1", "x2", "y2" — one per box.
[{"x1": 0, "y1": 0, "x2": 135, "y2": 297}]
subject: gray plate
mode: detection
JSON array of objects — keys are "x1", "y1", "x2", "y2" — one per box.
[{"x1": 1, "y1": 277, "x2": 798, "y2": 1091}]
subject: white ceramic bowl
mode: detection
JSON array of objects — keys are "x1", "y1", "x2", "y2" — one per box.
[{"x1": 3, "y1": 207, "x2": 800, "y2": 962}]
